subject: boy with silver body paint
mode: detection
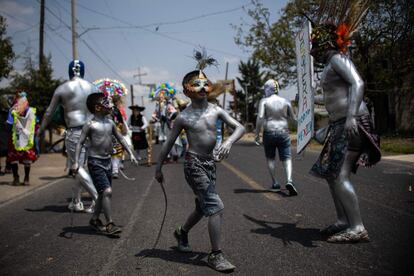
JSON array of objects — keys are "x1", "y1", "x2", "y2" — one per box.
[
  {"x1": 37, "y1": 60, "x2": 97, "y2": 213},
  {"x1": 72, "y1": 93, "x2": 138, "y2": 235},
  {"x1": 255, "y1": 79, "x2": 298, "y2": 195},
  {"x1": 155, "y1": 69, "x2": 245, "y2": 272}
]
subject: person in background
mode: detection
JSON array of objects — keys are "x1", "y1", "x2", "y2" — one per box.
[
  {"x1": 128, "y1": 105, "x2": 149, "y2": 161},
  {"x1": 6, "y1": 92, "x2": 38, "y2": 185}
]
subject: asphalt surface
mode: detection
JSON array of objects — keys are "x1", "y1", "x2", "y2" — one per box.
[{"x1": 0, "y1": 142, "x2": 413, "y2": 275}]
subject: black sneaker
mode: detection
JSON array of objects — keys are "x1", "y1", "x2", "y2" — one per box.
[
  {"x1": 89, "y1": 218, "x2": 105, "y2": 232},
  {"x1": 286, "y1": 181, "x2": 298, "y2": 196},
  {"x1": 207, "y1": 252, "x2": 236, "y2": 272},
  {"x1": 174, "y1": 226, "x2": 192, "y2": 252},
  {"x1": 105, "y1": 222, "x2": 122, "y2": 235}
]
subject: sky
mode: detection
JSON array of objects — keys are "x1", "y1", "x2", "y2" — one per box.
[{"x1": 0, "y1": 0, "x2": 294, "y2": 112}]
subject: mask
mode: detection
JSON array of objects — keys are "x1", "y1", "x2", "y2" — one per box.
[
  {"x1": 68, "y1": 60, "x2": 85, "y2": 79},
  {"x1": 100, "y1": 96, "x2": 113, "y2": 111},
  {"x1": 263, "y1": 79, "x2": 279, "y2": 97}
]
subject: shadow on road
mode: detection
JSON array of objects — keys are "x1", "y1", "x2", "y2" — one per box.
[
  {"x1": 59, "y1": 225, "x2": 120, "y2": 239},
  {"x1": 39, "y1": 175, "x2": 67, "y2": 180},
  {"x1": 243, "y1": 214, "x2": 322, "y2": 248},
  {"x1": 135, "y1": 247, "x2": 208, "y2": 268},
  {"x1": 234, "y1": 188, "x2": 290, "y2": 197},
  {"x1": 25, "y1": 205, "x2": 70, "y2": 213}
]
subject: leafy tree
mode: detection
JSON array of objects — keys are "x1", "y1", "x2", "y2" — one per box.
[
  {"x1": 233, "y1": 0, "x2": 315, "y2": 88},
  {"x1": 235, "y1": 58, "x2": 268, "y2": 126},
  {"x1": 8, "y1": 49, "x2": 63, "y2": 118},
  {"x1": 0, "y1": 15, "x2": 15, "y2": 81},
  {"x1": 234, "y1": 0, "x2": 414, "y2": 134}
]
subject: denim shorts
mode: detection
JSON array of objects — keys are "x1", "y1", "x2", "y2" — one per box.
[
  {"x1": 184, "y1": 152, "x2": 224, "y2": 217},
  {"x1": 263, "y1": 131, "x2": 292, "y2": 161},
  {"x1": 87, "y1": 156, "x2": 112, "y2": 194}
]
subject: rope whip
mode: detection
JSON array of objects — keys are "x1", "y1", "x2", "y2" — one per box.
[{"x1": 136, "y1": 177, "x2": 168, "y2": 266}]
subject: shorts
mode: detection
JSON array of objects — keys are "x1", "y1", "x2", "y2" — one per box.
[
  {"x1": 263, "y1": 130, "x2": 292, "y2": 161},
  {"x1": 184, "y1": 152, "x2": 224, "y2": 217},
  {"x1": 87, "y1": 157, "x2": 112, "y2": 194}
]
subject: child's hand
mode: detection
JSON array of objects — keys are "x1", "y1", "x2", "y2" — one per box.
[
  {"x1": 155, "y1": 170, "x2": 164, "y2": 183},
  {"x1": 130, "y1": 155, "x2": 138, "y2": 165}
]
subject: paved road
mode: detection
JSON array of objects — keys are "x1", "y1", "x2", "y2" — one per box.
[{"x1": 0, "y1": 142, "x2": 413, "y2": 275}]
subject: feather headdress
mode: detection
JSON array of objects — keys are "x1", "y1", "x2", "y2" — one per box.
[
  {"x1": 310, "y1": 0, "x2": 370, "y2": 53},
  {"x1": 193, "y1": 48, "x2": 218, "y2": 79}
]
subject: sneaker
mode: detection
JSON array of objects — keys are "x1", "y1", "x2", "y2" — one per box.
[
  {"x1": 112, "y1": 173, "x2": 119, "y2": 179},
  {"x1": 286, "y1": 181, "x2": 298, "y2": 196},
  {"x1": 89, "y1": 218, "x2": 105, "y2": 232},
  {"x1": 84, "y1": 201, "x2": 95, "y2": 214},
  {"x1": 270, "y1": 182, "x2": 281, "y2": 192},
  {"x1": 105, "y1": 222, "x2": 122, "y2": 235},
  {"x1": 207, "y1": 252, "x2": 236, "y2": 272},
  {"x1": 68, "y1": 201, "x2": 84, "y2": 212},
  {"x1": 174, "y1": 226, "x2": 192, "y2": 252},
  {"x1": 327, "y1": 229, "x2": 370, "y2": 243}
]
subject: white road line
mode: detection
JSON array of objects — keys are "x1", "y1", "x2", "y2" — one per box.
[{"x1": 100, "y1": 178, "x2": 155, "y2": 276}]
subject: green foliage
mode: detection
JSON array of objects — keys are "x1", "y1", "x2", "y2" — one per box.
[
  {"x1": 8, "y1": 51, "x2": 63, "y2": 118},
  {"x1": 234, "y1": 0, "x2": 414, "y2": 133},
  {"x1": 233, "y1": 0, "x2": 316, "y2": 88},
  {"x1": 235, "y1": 58, "x2": 268, "y2": 125},
  {"x1": 0, "y1": 15, "x2": 15, "y2": 81}
]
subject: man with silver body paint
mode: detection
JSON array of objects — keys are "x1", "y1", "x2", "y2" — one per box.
[
  {"x1": 255, "y1": 79, "x2": 298, "y2": 196},
  {"x1": 37, "y1": 60, "x2": 98, "y2": 213},
  {"x1": 309, "y1": 23, "x2": 381, "y2": 243}
]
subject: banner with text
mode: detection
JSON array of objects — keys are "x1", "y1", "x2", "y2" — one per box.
[{"x1": 295, "y1": 20, "x2": 314, "y2": 153}]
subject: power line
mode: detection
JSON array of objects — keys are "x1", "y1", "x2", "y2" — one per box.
[
  {"x1": 80, "y1": 38, "x2": 129, "y2": 84},
  {"x1": 73, "y1": 1, "x2": 252, "y2": 29},
  {"x1": 70, "y1": 1, "x2": 248, "y2": 58},
  {"x1": 37, "y1": 0, "x2": 127, "y2": 83}
]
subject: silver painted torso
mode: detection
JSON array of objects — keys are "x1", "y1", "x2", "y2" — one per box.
[
  {"x1": 180, "y1": 103, "x2": 220, "y2": 156},
  {"x1": 321, "y1": 53, "x2": 369, "y2": 122},
  {"x1": 258, "y1": 94, "x2": 295, "y2": 133},
  {"x1": 51, "y1": 77, "x2": 94, "y2": 128},
  {"x1": 84, "y1": 115, "x2": 115, "y2": 159}
]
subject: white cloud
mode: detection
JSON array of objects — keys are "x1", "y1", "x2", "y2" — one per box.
[
  {"x1": 119, "y1": 66, "x2": 181, "y2": 88},
  {"x1": 1, "y1": 1, "x2": 35, "y2": 30}
]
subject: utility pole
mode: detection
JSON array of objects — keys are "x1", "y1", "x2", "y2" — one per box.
[
  {"x1": 130, "y1": 84, "x2": 134, "y2": 105},
  {"x1": 133, "y1": 67, "x2": 147, "y2": 85},
  {"x1": 39, "y1": 0, "x2": 45, "y2": 71},
  {"x1": 222, "y1": 62, "x2": 229, "y2": 109},
  {"x1": 71, "y1": 0, "x2": 78, "y2": 59}
]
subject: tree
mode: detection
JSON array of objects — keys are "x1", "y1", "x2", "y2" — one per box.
[
  {"x1": 233, "y1": 0, "x2": 315, "y2": 88},
  {"x1": 8, "y1": 49, "x2": 63, "y2": 118},
  {"x1": 235, "y1": 58, "x2": 268, "y2": 126},
  {"x1": 0, "y1": 15, "x2": 15, "y2": 81},
  {"x1": 234, "y1": 0, "x2": 414, "y2": 134}
]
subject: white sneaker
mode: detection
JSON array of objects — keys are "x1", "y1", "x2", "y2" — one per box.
[
  {"x1": 68, "y1": 201, "x2": 84, "y2": 212},
  {"x1": 84, "y1": 204, "x2": 95, "y2": 214}
]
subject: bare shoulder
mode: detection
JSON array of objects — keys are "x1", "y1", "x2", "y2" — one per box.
[{"x1": 330, "y1": 53, "x2": 351, "y2": 66}]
